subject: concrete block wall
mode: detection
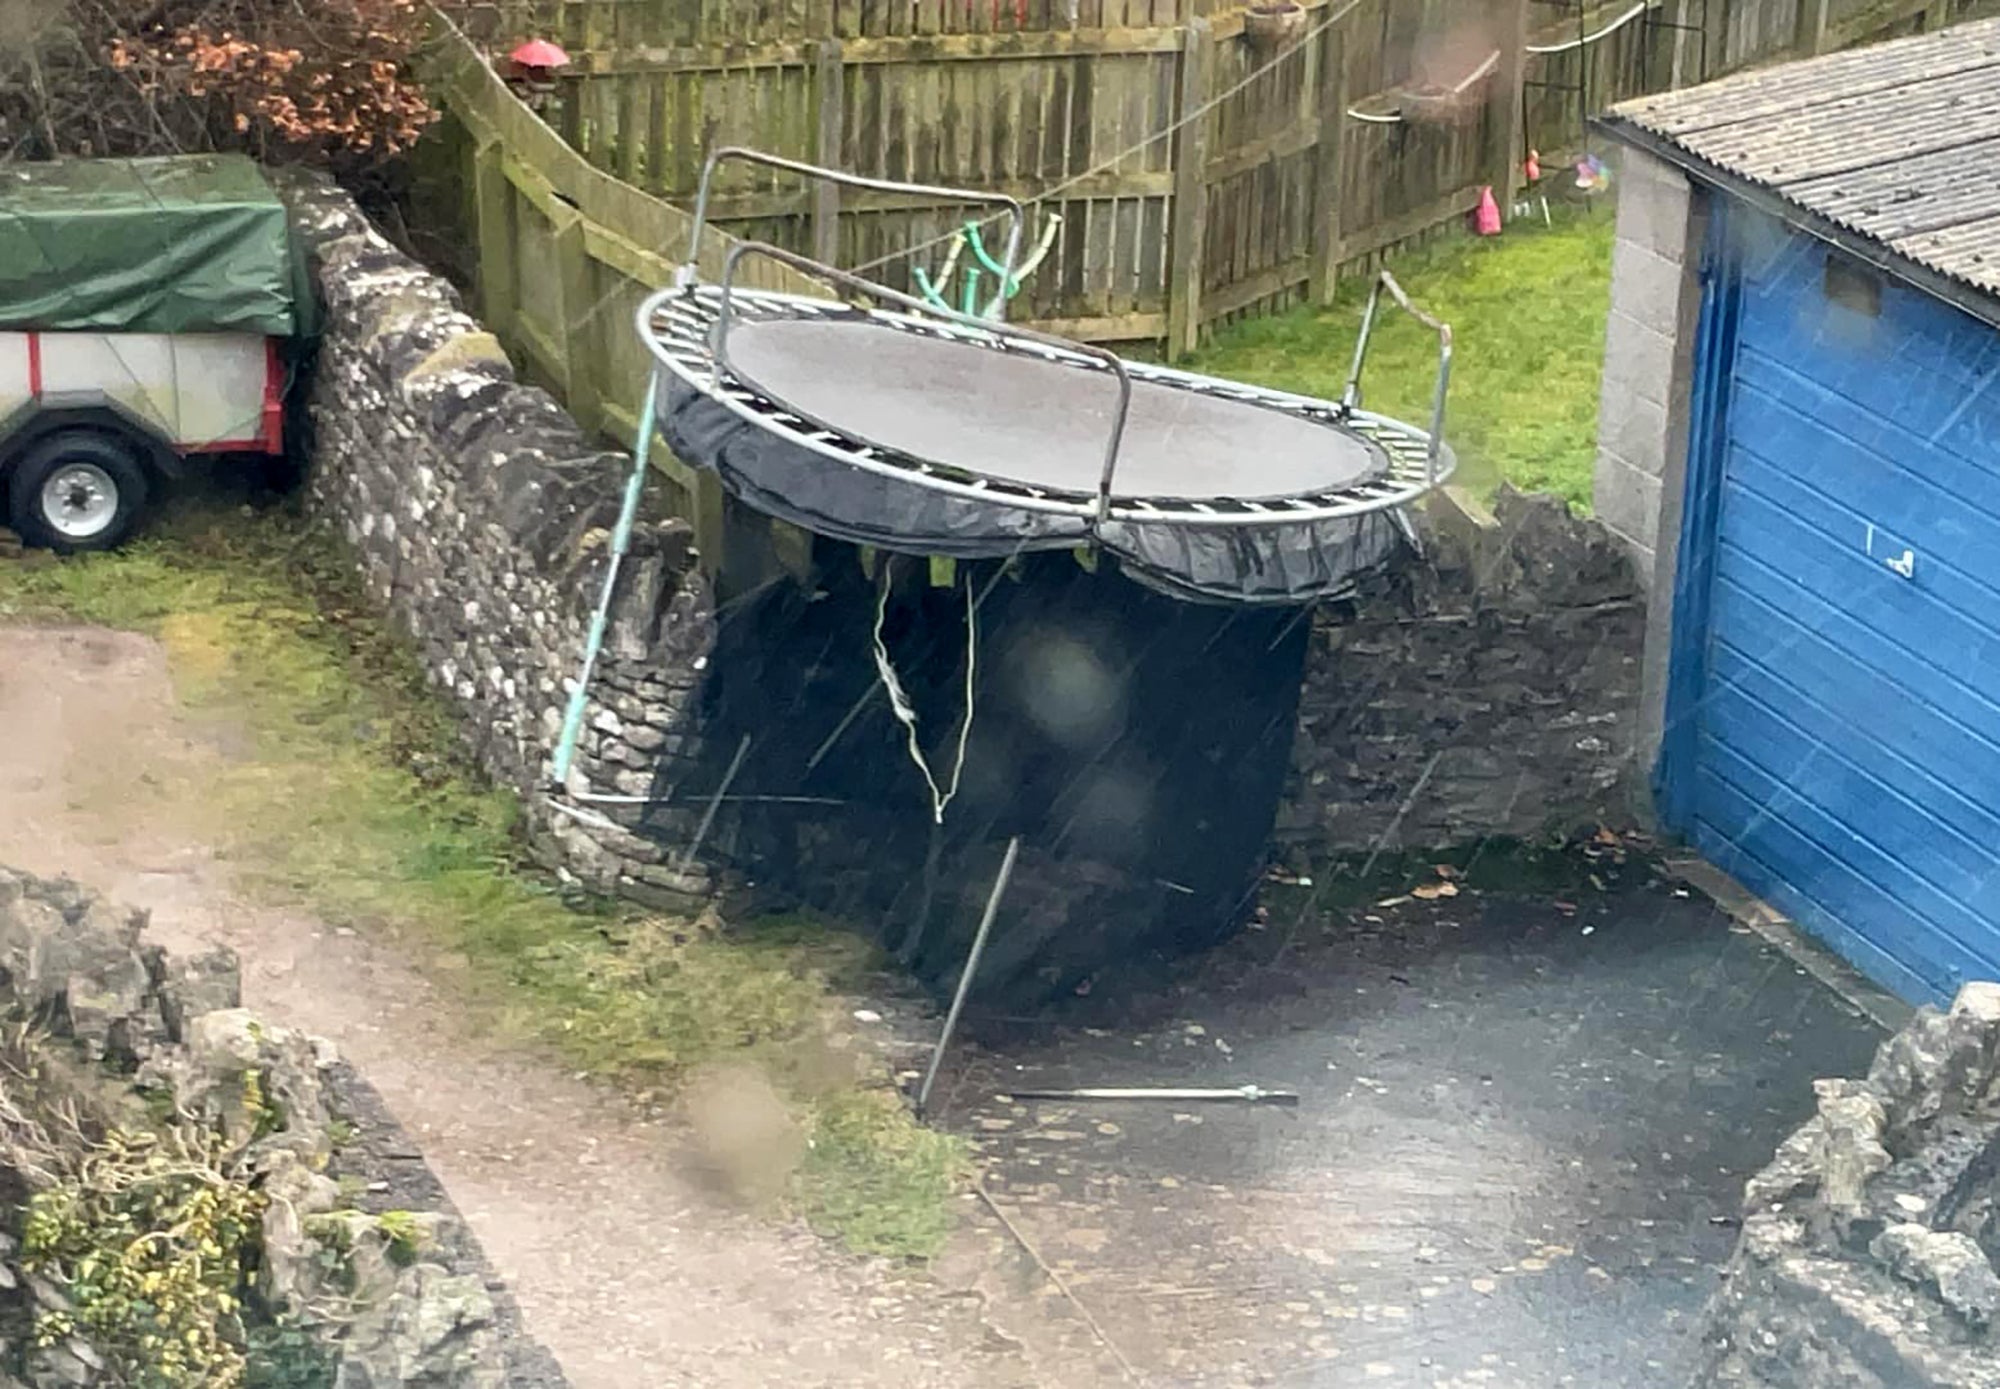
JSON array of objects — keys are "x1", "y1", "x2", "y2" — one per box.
[
  {"x1": 1594, "y1": 145, "x2": 1706, "y2": 590},
  {"x1": 1594, "y1": 145, "x2": 1710, "y2": 790}
]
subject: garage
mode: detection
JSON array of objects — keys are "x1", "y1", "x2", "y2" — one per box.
[{"x1": 1593, "y1": 20, "x2": 2000, "y2": 1005}]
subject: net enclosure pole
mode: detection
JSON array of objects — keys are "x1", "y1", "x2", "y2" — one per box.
[
  {"x1": 916, "y1": 836, "x2": 1022, "y2": 1118},
  {"x1": 552, "y1": 362, "x2": 662, "y2": 787}
]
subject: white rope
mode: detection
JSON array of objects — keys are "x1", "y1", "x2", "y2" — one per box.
[
  {"x1": 849, "y1": 0, "x2": 1363, "y2": 276},
  {"x1": 871, "y1": 562, "x2": 978, "y2": 824},
  {"x1": 1452, "y1": 48, "x2": 1503, "y2": 91},
  {"x1": 1349, "y1": 46, "x2": 1501, "y2": 124},
  {"x1": 1527, "y1": 1, "x2": 1654, "y2": 54}
]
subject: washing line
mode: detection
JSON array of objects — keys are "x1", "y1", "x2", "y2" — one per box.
[
  {"x1": 851, "y1": 0, "x2": 1649, "y2": 264},
  {"x1": 1349, "y1": 1, "x2": 1655, "y2": 126},
  {"x1": 1346, "y1": 47, "x2": 1500, "y2": 125},
  {"x1": 1526, "y1": 1, "x2": 1656, "y2": 54}
]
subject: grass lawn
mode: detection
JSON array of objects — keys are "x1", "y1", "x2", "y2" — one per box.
[
  {"x1": 0, "y1": 507, "x2": 962, "y2": 1259},
  {"x1": 1191, "y1": 201, "x2": 1616, "y2": 510}
]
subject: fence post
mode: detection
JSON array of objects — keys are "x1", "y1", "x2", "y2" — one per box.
[
  {"x1": 1798, "y1": 0, "x2": 1833, "y2": 53},
  {"x1": 553, "y1": 211, "x2": 603, "y2": 435},
  {"x1": 1492, "y1": 0, "x2": 1532, "y2": 208},
  {"x1": 814, "y1": 39, "x2": 845, "y2": 266},
  {"x1": 471, "y1": 136, "x2": 518, "y2": 339},
  {"x1": 1308, "y1": 19, "x2": 1348, "y2": 307},
  {"x1": 1166, "y1": 16, "x2": 1214, "y2": 361}
]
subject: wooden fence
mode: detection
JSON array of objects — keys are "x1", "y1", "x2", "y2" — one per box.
[
  {"x1": 435, "y1": 0, "x2": 1978, "y2": 354},
  {"x1": 423, "y1": 27, "x2": 829, "y2": 573}
]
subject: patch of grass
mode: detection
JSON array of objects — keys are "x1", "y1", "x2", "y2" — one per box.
[
  {"x1": 797, "y1": 1088, "x2": 968, "y2": 1260},
  {"x1": 1191, "y1": 204, "x2": 1616, "y2": 510},
  {"x1": 0, "y1": 508, "x2": 962, "y2": 1259}
]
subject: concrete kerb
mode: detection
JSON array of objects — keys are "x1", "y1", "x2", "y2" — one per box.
[{"x1": 1667, "y1": 855, "x2": 1913, "y2": 1034}]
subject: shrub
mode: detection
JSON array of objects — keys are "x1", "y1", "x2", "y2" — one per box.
[{"x1": 1, "y1": 0, "x2": 435, "y2": 180}]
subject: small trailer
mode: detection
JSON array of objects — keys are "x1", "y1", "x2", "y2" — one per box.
[{"x1": 0, "y1": 155, "x2": 312, "y2": 551}]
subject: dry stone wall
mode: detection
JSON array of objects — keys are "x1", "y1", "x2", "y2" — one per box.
[
  {"x1": 280, "y1": 175, "x2": 717, "y2": 909},
  {"x1": 1278, "y1": 486, "x2": 1647, "y2": 856}
]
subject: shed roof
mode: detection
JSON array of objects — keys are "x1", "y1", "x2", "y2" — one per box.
[{"x1": 1601, "y1": 17, "x2": 2000, "y2": 311}]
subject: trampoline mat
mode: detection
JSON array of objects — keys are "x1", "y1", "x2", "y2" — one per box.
[{"x1": 721, "y1": 315, "x2": 1389, "y2": 502}]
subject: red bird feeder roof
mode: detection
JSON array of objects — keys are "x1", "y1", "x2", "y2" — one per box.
[{"x1": 509, "y1": 38, "x2": 570, "y2": 70}]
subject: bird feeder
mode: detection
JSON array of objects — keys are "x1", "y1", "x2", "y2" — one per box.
[
  {"x1": 1395, "y1": 49, "x2": 1499, "y2": 128},
  {"x1": 506, "y1": 38, "x2": 571, "y2": 98}
]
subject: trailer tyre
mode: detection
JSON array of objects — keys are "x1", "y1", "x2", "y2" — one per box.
[{"x1": 7, "y1": 431, "x2": 151, "y2": 553}]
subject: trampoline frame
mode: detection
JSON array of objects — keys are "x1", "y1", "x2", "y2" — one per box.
[{"x1": 647, "y1": 148, "x2": 1458, "y2": 529}]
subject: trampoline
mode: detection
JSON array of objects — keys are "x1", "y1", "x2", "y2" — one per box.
[
  {"x1": 635, "y1": 149, "x2": 1458, "y2": 606},
  {"x1": 548, "y1": 151, "x2": 1463, "y2": 992}
]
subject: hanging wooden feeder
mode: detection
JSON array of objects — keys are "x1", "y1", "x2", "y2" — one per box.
[
  {"x1": 1243, "y1": 3, "x2": 1306, "y2": 56},
  {"x1": 1394, "y1": 49, "x2": 1498, "y2": 128}
]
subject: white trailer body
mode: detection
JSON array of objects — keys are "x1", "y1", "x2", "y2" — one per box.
[{"x1": 0, "y1": 331, "x2": 282, "y2": 455}]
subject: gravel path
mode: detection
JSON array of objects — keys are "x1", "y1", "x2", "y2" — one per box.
[{"x1": 0, "y1": 623, "x2": 1071, "y2": 1389}]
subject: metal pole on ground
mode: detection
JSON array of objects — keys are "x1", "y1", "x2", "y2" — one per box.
[{"x1": 915, "y1": 836, "x2": 1021, "y2": 1119}]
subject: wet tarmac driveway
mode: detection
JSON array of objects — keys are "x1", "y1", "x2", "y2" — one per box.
[{"x1": 931, "y1": 873, "x2": 1888, "y2": 1388}]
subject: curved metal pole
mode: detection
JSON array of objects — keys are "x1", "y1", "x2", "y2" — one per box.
[
  {"x1": 963, "y1": 213, "x2": 1062, "y2": 305},
  {"x1": 1340, "y1": 269, "x2": 1453, "y2": 483},
  {"x1": 713, "y1": 238, "x2": 1135, "y2": 529},
  {"x1": 680, "y1": 146, "x2": 1025, "y2": 319}
]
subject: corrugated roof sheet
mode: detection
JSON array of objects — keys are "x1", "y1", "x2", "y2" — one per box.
[{"x1": 1604, "y1": 17, "x2": 2000, "y2": 300}]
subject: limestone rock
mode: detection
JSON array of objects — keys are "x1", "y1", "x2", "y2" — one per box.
[
  {"x1": 1696, "y1": 986, "x2": 2000, "y2": 1388},
  {"x1": 154, "y1": 944, "x2": 243, "y2": 1043},
  {"x1": 0, "y1": 868, "x2": 157, "y2": 1065},
  {"x1": 1870, "y1": 1008, "x2": 1961, "y2": 1140},
  {"x1": 1815, "y1": 1085, "x2": 1892, "y2": 1215},
  {"x1": 1872, "y1": 1224, "x2": 2000, "y2": 1328},
  {"x1": 140, "y1": 1007, "x2": 332, "y2": 1160},
  {"x1": 259, "y1": 1151, "x2": 346, "y2": 1312},
  {"x1": 333, "y1": 1265, "x2": 505, "y2": 1389},
  {"x1": 22, "y1": 1338, "x2": 104, "y2": 1388}
]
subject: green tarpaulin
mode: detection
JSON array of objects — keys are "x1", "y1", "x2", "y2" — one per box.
[{"x1": 0, "y1": 154, "x2": 314, "y2": 337}]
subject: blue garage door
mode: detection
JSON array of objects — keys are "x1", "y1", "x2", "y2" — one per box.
[{"x1": 1670, "y1": 207, "x2": 2000, "y2": 1004}]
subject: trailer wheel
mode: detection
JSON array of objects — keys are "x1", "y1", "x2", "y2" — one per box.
[{"x1": 7, "y1": 431, "x2": 151, "y2": 553}]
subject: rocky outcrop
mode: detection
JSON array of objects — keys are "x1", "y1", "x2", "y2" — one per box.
[
  {"x1": 0, "y1": 867, "x2": 537, "y2": 1389},
  {"x1": 1696, "y1": 982, "x2": 2000, "y2": 1387},
  {"x1": 0, "y1": 867, "x2": 218, "y2": 1070}
]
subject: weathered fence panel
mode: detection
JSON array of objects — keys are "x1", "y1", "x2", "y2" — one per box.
[
  {"x1": 435, "y1": 0, "x2": 1987, "y2": 357},
  {"x1": 427, "y1": 25, "x2": 826, "y2": 570}
]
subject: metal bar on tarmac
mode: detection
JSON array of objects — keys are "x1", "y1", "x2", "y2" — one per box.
[
  {"x1": 1007, "y1": 1085, "x2": 1300, "y2": 1107},
  {"x1": 915, "y1": 836, "x2": 1021, "y2": 1119}
]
